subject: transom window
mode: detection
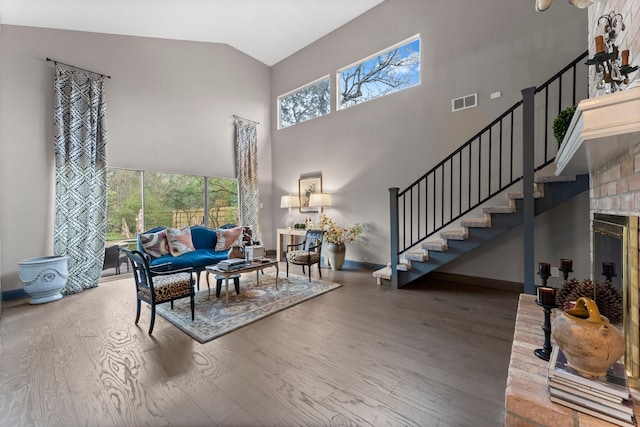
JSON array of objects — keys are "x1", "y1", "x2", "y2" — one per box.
[
  {"x1": 338, "y1": 35, "x2": 421, "y2": 110},
  {"x1": 278, "y1": 75, "x2": 330, "y2": 129}
]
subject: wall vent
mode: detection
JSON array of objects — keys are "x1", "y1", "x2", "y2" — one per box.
[{"x1": 452, "y1": 93, "x2": 478, "y2": 112}]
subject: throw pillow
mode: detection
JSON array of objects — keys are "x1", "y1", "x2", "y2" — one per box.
[
  {"x1": 139, "y1": 230, "x2": 170, "y2": 258},
  {"x1": 166, "y1": 225, "x2": 196, "y2": 257},
  {"x1": 215, "y1": 226, "x2": 244, "y2": 251}
]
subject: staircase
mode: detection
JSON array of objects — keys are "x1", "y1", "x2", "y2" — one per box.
[
  {"x1": 374, "y1": 172, "x2": 589, "y2": 286},
  {"x1": 375, "y1": 51, "x2": 590, "y2": 289}
]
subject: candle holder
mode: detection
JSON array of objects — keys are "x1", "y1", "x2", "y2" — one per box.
[
  {"x1": 586, "y1": 11, "x2": 638, "y2": 93},
  {"x1": 538, "y1": 262, "x2": 551, "y2": 286},
  {"x1": 535, "y1": 294, "x2": 558, "y2": 362},
  {"x1": 602, "y1": 261, "x2": 617, "y2": 282},
  {"x1": 559, "y1": 258, "x2": 573, "y2": 281}
]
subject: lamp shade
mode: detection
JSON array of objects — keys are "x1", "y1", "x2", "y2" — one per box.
[
  {"x1": 309, "y1": 193, "x2": 332, "y2": 208},
  {"x1": 280, "y1": 194, "x2": 300, "y2": 208}
]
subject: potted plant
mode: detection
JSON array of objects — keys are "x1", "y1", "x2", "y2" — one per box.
[
  {"x1": 553, "y1": 105, "x2": 577, "y2": 146},
  {"x1": 305, "y1": 214, "x2": 365, "y2": 270}
]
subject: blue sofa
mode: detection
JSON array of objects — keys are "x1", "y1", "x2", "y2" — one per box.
[{"x1": 137, "y1": 225, "x2": 231, "y2": 288}]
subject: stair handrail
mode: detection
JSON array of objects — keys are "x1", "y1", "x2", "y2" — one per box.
[{"x1": 388, "y1": 50, "x2": 588, "y2": 288}]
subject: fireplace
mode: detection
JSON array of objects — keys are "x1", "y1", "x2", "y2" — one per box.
[
  {"x1": 593, "y1": 214, "x2": 625, "y2": 292},
  {"x1": 555, "y1": 88, "x2": 640, "y2": 388},
  {"x1": 592, "y1": 213, "x2": 640, "y2": 386}
]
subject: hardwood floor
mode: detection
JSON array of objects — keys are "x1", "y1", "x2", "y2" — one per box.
[{"x1": 0, "y1": 265, "x2": 519, "y2": 426}]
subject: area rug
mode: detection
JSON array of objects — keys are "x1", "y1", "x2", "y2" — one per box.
[{"x1": 155, "y1": 273, "x2": 341, "y2": 343}]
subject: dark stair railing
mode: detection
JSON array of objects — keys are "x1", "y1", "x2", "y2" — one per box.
[{"x1": 389, "y1": 51, "x2": 589, "y2": 289}]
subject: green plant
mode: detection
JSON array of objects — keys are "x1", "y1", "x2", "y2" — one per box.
[{"x1": 553, "y1": 105, "x2": 576, "y2": 146}]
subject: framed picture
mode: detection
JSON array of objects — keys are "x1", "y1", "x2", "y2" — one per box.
[{"x1": 299, "y1": 175, "x2": 322, "y2": 213}]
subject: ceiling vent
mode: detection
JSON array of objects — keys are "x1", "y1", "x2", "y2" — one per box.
[{"x1": 452, "y1": 93, "x2": 478, "y2": 112}]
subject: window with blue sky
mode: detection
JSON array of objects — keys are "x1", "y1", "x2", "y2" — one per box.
[
  {"x1": 276, "y1": 35, "x2": 421, "y2": 129},
  {"x1": 338, "y1": 35, "x2": 421, "y2": 109}
]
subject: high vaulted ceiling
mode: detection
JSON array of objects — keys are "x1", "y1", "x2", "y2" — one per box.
[{"x1": 0, "y1": 0, "x2": 386, "y2": 66}]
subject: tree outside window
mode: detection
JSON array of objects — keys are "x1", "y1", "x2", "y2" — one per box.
[
  {"x1": 278, "y1": 76, "x2": 330, "y2": 129},
  {"x1": 338, "y1": 36, "x2": 420, "y2": 109},
  {"x1": 106, "y1": 168, "x2": 238, "y2": 243}
]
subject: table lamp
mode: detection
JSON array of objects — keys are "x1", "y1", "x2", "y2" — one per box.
[
  {"x1": 309, "y1": 193, "x2": 332, "y2": 223},
  {"x1": 280, "y1": 194, "x2": 300, "y2": 228}
]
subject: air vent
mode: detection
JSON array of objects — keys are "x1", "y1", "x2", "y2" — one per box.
[{"x1": 452, "y1": 93, "x2": 478, "y2": 112}]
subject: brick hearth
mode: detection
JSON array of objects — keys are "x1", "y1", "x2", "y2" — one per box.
[{"x1": 505, "y1": 294, "x2": 640, "y2": 426}]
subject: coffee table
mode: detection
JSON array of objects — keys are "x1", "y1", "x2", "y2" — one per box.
[{"x1": 205, "y1": 259, "x2": 279, "y2": 305}]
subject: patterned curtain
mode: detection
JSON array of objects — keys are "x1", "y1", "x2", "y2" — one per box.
[
  {"x1": 234, "y1": 118, "x2": 262, "y2": 244},
  {"x1": 53, "y1": 66, "x2": 108, "y2": 295}
]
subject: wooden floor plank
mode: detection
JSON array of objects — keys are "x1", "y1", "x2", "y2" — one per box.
[{"x1": 0, "y1": 265, "x2": 519, "y2": 426}]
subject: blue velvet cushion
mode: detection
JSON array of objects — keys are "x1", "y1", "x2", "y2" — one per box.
[
  {"x1": 148, "y1": 249, "x2": 228, "y2": 270},
  {"x1": 189, "y1": 226, "x2": 217, "y2": 249}
]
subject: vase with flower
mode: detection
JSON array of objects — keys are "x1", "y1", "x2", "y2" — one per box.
[{"x1": 304, "y1": 214, "x2": 365, "y2": 270}]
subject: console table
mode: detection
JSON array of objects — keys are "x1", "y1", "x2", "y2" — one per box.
[
  {"x1": 276, "y1": 228, "x2": 307, "y2": 262},
  {"x1": 505, "y1": 294, "x2": 640, "y2": 426}
]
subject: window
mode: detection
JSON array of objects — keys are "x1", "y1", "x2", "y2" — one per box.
[
  {"x1": 206, "y1": 177, "x2": 240, "y2": 228},
  {"x1": 143, "y1": 172, "x2": 206, "y2": 229},
  {"x1": 278, "y1": 75, "x2": 330, "y2": 129},
  {"x1": 338, "y1": 35, "x2": 420, "y2": 110},
  {"x1": 106, "y1": 169, "x2": 141, "y2": 242},
  {"x1": 106, "y1": 168, "x2": 238, "y2": 243}
]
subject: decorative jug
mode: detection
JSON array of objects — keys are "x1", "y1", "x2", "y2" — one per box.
[{"x1": 551, "y1": 297, "x2": 625, "y2": 377}]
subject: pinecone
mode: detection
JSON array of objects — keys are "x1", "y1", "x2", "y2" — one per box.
[{"x1": 556, "y1": 278, "x2": 623, "y2": 324}]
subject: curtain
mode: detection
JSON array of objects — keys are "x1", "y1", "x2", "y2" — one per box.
[
  {"x1": 234, "y1": 118, "x2": 262, "y2": 244},
  {"x1": 53, "y1": 66, "x2": 108, "y2": 295}
]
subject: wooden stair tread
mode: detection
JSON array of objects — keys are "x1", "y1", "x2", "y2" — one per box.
[
  {"x1": 422, "y1": 239, "x2": 448, "y2": 251},
  {"x1": 397, "y1": 262, "x2": 410, "y2": 271},
  {"x1": 506, "y1": 191, "x2": 542, "y2": 200},
  {"x1": 440, "y1": 229, "x2": 467, "y2": 240},
  {"x1": 534, "y1": 174, "x2": 575, "y2": 183},
  {"x1": 404, "y1": 251, "x2": 429, "y2": 262},
  {"x1": 372, "y1": 266, "x2": 391, "y2": 281},
  {"x1": 483, "y1": 206, "x2": 515, "y2": 214},
  {"x1": 460, "y1": 217, "x2": 491, "y2": 228}
]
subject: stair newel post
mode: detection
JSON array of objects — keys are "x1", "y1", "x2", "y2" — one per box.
[
  {"x1": 389, "y1": 187, "x2": 400, "y2": 289},
  {"x1": 522, "y1": 86, "x2": 537, "y2": 295}
]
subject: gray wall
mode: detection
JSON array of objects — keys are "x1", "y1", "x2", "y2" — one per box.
[
  {"x1": 269, "y1": 0, "x2": 591, "y2": 283},
  {"x1": 0, "y1": 25, "x2": 272, "y2": 292},
  {"x1": 0, "y1": 0, "x2": 593, "y2": 293}
]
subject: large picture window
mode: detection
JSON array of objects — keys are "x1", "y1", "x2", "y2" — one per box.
[
  {"x1": 106, "y1": 168, "x2": 238, "y2": 243},
  {"x1": 278, "y1": 75, "x2": 330, "y2": 129},
  {"x1": 338, "y1": 35, "x2": 421, "y2": 110}
]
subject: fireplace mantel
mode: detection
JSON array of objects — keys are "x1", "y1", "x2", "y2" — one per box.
[{"x1": 554, "y1": 87, "x2": 640, "y2": 176}]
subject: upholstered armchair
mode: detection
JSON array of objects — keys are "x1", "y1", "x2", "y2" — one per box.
[
  {"x1": 120, "y1": 249, "x2": 195, "y2": 335},
  {"x1": 285, "y1": 229, "x2": 325, "y2": 281}
]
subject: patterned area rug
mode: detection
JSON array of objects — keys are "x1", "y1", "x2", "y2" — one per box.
[{"x1": 156, "y1": 273, "x2": 341, "y2": 343}]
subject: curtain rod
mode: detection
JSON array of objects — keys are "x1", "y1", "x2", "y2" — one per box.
[
  {"x1": 46, "y1": 58, "x2": 111, "y2": 79},
  {"x1": 233, "y1": 114, "x2": 259, "y2": 125}
]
